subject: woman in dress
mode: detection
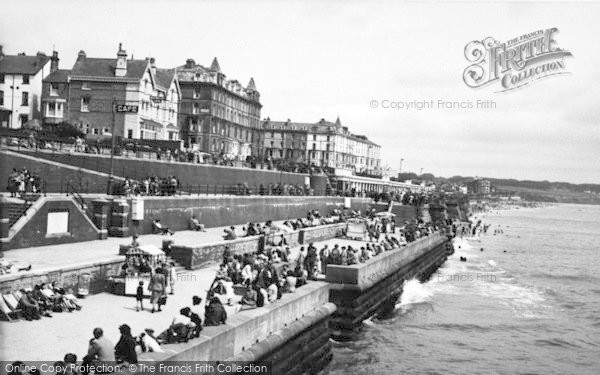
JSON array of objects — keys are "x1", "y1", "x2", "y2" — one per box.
[{"x1": 148, "y1": 267, "x2": 166, "y2": 313}]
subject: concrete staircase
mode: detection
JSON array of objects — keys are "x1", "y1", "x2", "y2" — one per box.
[{"x1": 6, "y1": 201, "x2": 33, "y2": 227}]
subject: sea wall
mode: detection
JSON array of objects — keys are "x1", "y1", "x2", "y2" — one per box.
[
  {"x1": 327, "y1": 232, "x2": 452, "y2": 339},
  {"x1": 138, "y1": 281, "x2": 335, "y2": 374}
]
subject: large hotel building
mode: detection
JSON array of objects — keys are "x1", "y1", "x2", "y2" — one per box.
[{"x1": 176, "y1": 58, "x2": 261, "y2": 161}]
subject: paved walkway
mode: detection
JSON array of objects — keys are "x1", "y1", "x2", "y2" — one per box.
[
  {"x1": 0, "y1": 231, "x2": 371, "y2": 362},
  {"x1": 0, "y1": 222, "x2": 281, "y2": 274}
]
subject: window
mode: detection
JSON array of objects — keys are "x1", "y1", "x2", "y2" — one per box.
[
  {"x1": 47, "y1": 102, "x2": 56, "y2": 116},
  {"x1": 81, "y1": 82, "x2": 90, "y2": 90},
  {"x1": 193, "y1": 103, "x2": 199, "y2": 114},
  {"x1": 22, "y1": 75, "x2": 29, "y2": 84},
  {"x1": 81, "y1": 97, "x2": 90, "y2": 112},
  {"x1": 22, "y1": 92, "x2": 29, "y2": 106},
  {"x1": 0, "y1": 91, "x2": 3, "y2": 106},
  {"x1": 0, "y1": 74, "x2": 4, "y2": 83},
  {"x1": 127, "y1": 129, "x2": 133, "y2": 139},
  {"x1": 20, "y1": 114, "x2": 28, "y2": 125},
  {"x1": 93, "y1": 128, "x2": 99, "y2": 135},
  {"x1": 103, "y1": 128, "x2": 109, "y2": 134},
  {"x1": 193, "y1": 89, "x2": 200, "y2": 99},
  {"x1": 313, "y1": 134, "x2": 317, "y2": 141},
  {"x1": 50, "y1": 84, "x2": 58, "y2": 96}
]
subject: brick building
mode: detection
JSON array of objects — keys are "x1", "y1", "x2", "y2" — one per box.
[
  {"x1": 176, "y1": 58, "x2": 261, "y2": 160},
  {"x1": 0, "y1": 45, "x2": 57, "y2": 128},
  {"x1": 43, "y1": 44, "x2": 181, "y2": 140}
]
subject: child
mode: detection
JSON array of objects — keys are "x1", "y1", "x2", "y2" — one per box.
[{"x1": 136, "y1": 281, "x2": 144, "y2": 312}]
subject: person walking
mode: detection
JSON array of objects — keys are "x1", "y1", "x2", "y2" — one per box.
[{"x1": 148, "y1": 267, "x2": 166, "y2": 313}]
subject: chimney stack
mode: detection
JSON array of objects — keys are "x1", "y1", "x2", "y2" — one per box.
[
  {"x1": 50, "y1": 51, "x2": 59, "y2": 73},
  {"x1": 77, "y1": 50, "x2": 86, "y2": 62},
  {"x1": 185, "y1": 58, "x2": 195, "y2": 69},
  {"x1": 149, "y1": 57, "x2": 156, "y2": 76},
  {"x1": 115, "y1": 43, "x2": 127, "y2": 77}
]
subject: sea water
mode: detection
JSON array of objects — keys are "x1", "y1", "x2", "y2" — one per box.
[{"x1": 324, "y1": 204, "x2": 600, "y2": 375}]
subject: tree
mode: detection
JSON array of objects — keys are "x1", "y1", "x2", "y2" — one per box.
[{"x1": 41, "y1": 122, "x2": 85, "y2": 139}]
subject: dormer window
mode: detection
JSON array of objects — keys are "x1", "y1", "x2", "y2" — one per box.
[
  {"x1": 22, "y1": 75, "x2": 30, "y2": 84},
  {"x1": 50, "y1": 84, "x2": 59, "y2": 96}
]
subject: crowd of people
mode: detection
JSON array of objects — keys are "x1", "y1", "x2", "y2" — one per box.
[
  {"x1": 115, "y1": 176, "x2": 180, "y2": 196},
  {"x1": 6, "y1": 282, "x2": 82, "y2": 322},
  {"x1": 6, "y1": 168, "x2": 41, "y2": 198}
]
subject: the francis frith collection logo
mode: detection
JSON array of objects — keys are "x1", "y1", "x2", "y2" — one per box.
[{"x1": 463, "y1": 28, "x2": 573, "y2": 92}]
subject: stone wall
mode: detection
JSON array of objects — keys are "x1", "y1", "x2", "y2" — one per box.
[
  {"x1": 138, "y1": 281, "x2": 332, "y2": 364},
  {"x1": 124, "y1": 196, "x2": 351, "y2": 235},
  {"x1": 327, "y1": 232, "x2": 452, "y2": 339},
  {"x1": 169, "y1": 223, "x2": 345, "y2": 270},
  {"x1": 300, "y1": 223, "x2": 346, "y2": 244},
  {"x1": 0, "y1": 257, "x2": 123, "y2": 294},
  {"x1": 15, "y1": 149, "x2": 308, "y2": 189},
  {"x1": 1, "y1": 196, "x2": 102, "y2": 251}
]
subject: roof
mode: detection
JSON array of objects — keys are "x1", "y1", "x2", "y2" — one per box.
[
  {"x1": 70, "y1": 57, "x2": 148, "y2": 81},
  {"x1": 43, "y1": 69, "x2": 71, "y2": 83},
  {"x1": 0, "y1": 54, "x2": 51, "y2": 74},
  {"x1": 263, "y1": 118, "x2": 380, "y2": 147},
  {"x1": 154, "y1": 69, "x2": 174, "y2": 90}
]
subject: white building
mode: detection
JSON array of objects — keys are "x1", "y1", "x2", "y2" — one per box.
[{"x1": 0, "y1": 45, "x2": 57, "y2": 128}]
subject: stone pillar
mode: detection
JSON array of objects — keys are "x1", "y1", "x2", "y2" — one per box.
[
  {"x1": 109, "y1": 199, "x2": 130, "y2": 237},
  {"x1": 0, "y1": 196, "x2": 9, "y2": 254},
  {"x1": 92, "y1": 198, "x2": 110, "y2": 240}
]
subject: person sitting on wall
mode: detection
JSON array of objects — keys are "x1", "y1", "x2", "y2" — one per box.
[
  {"x1": 204, "y1": 297, "x2": 227, "y2": 326},
  {"x1": 222, "y1": 226, "x2": 237, "y2": 241},
  {"x1": 152, "y1": 219, "x2": 174, "y2": 236},
  {"x1": 189, "y1": 216, "x2": 206, "y2": 232}
]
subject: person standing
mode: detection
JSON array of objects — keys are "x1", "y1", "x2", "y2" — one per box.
[
  {"x1": 135, "y1": 281, "x2": 144, "y2": 312},
  {"x1": 168, "y1": 262, "x2": 176, "y2": 295},
  {"x1": 148, "y1": 267, "x2": 166, "y2": 313}
]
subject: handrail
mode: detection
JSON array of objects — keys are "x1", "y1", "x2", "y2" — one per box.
[{"x1": 66, "y1": 181, "x2": 86, "y2": 210}]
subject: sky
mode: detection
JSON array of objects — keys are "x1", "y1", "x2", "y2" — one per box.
[{"x1": 1, "y1": 0, "x2": 599, "y2": 184}]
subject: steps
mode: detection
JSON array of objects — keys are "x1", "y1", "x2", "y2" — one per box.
[{"x1": 6, "y1": 201, "x2": 32, "y2": 227}]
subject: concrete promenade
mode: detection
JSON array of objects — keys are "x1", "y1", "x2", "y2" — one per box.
[{"x1": 0, "y1": 216, "x2": 371, "y2": 362}]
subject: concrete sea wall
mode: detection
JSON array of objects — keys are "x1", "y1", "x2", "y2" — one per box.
[{"x1": 327, "y1": 232, "x2": 452, "y2": 339}]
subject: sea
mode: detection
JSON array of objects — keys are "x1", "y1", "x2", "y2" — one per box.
[{"x1": 323, "y1": 204, "x2": 600, "y2": 375}]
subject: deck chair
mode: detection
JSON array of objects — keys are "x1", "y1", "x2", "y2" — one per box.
[
  {"x1": 2, "y1": 293, "x2": 23, "y2": 321},
  {"x1": 0, "y1": 297, "x2": 19, "y2": 321}
]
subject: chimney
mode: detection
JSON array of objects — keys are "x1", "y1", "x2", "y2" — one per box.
[
  {"x1": 50, "y1": 51, "x2": 59, "y2": 73},
  {"x1": 115, "y1": 43, "x2": 127, "y2": 77},
  {"x1": 0, "y1": 45, "x2": 3, "y2": 62},
  {"x1": 149, "y1": 57, "x2": 156, "y2": 76},
  {"x1": 77, "y1": 50, "x2": 86, "y2": 62},
  {"x1": 185, "y1": 58, "x2": 195, "y2": 69}
]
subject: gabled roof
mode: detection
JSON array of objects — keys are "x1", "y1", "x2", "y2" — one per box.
[
  {"x1": 43, "y1": 69, "x2": 71, "y2": 83},
  {"x1": 154, "y1": 69, "x2": 175, "y2": 90},
  {"x1": 247, "y1": 77, "x2": 257, "y2": 91},
  {"x1": 70, "y1": 57, "x2": 149, "y2": 81},
  {"x1": 0, "y1": 54, "x2": 51, "y2": 74},
  {"x1": 210, "y1": 57, "x2": 221, "y2": 73}
]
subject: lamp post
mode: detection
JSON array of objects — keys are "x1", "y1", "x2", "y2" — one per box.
[
  {"x1": 399, "y1": 158, "x2": 404, "y2": 176},
  {"x1": 107, "y1": 96, "x2": 117, "y2": 195}
]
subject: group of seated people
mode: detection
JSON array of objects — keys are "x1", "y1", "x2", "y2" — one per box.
[
  {"x1": 0, "y1": 259, "x2": 31, "y2": 274},
  {"x1": 3, "y1": 282, "x2": 82, "y2": 321}
]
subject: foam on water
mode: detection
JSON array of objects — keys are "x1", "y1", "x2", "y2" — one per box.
[{"x1": 398, "y1": 279, "x2": 433, "y2": 306}]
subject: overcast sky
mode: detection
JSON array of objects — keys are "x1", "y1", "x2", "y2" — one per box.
[{"x1": 2, "y1": 0, "x2": 598, "y2": 183}]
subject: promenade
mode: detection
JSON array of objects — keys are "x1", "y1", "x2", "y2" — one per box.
[{"x1": 0, "y1": 220, "x2": 367, "y2": 362}]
